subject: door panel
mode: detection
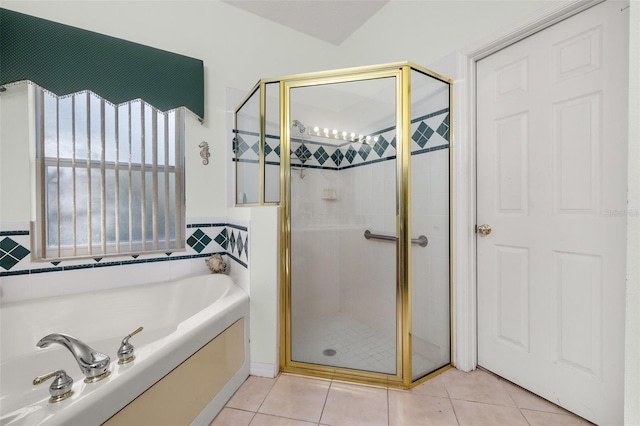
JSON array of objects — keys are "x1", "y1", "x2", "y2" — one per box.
[{"x1": 476, "y1": 2, "x2": 628, "y2": 424}]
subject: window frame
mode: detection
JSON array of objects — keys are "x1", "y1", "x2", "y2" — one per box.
[{"x1": 33, "y1": 86, "x2": 186, "y2": 261}]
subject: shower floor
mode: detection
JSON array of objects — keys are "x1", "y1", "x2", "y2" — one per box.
[{"x1": 291, "y1": 312, "x2": 438, "y2": 377}]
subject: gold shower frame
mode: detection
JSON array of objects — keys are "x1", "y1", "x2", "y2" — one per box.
[{"x1": 234, "y1": 61, "x2": 454, "y2": 389}]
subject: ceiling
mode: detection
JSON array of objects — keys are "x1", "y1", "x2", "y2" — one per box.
[{"x1": 222, "y1": 0, "x2": 390, "y2": 45}]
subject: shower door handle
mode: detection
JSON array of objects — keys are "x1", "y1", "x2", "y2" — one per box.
[{"x1": 364, "y1": 230, "x2": 428, "y2": 247}]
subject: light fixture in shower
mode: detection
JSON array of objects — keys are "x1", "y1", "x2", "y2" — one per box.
[{"x1": 292, "y1": 120, "x2": 378, "y2": 144}]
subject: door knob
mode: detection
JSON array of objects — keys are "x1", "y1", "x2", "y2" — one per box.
[{"x1": 477, "y1": 224, "x2": 492, "y2": 235}]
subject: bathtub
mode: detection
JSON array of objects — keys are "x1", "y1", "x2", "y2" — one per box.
[{"x1": 0, "y1": 273, "x2": 250, "y2": 425}]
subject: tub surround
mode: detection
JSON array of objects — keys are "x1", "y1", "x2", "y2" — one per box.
[{"x1": 0, "y1": 218, "x2": 250, "y2": 303}]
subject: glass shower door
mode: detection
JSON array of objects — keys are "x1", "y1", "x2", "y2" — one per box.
[{"x1": 287, "y1": 75, "x2": 400, "y2": 376}]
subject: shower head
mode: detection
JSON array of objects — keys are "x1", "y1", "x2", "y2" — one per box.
[{"x1": 292, "y1": 120, "x2": 306, "y2": 134}]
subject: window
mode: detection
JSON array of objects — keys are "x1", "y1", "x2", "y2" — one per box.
[{"x1": 34, "y1": 87, "x2": 185, "y2": 260}]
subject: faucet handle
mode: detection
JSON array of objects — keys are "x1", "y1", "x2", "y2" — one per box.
[
  {"x1": 33, "y1": 370, "x2": 74, "y2": 403},
  {"x1": 118, "y1": 326, "x2": 143, "y2": 364}
]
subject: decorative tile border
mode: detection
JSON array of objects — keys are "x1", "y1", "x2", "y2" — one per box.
[
  {"x1": 0, "y1": 220, "x2": 250, "y2": 277},
  {"x1": 232, "y1": 108, "x2": 450, "y2": 171}
]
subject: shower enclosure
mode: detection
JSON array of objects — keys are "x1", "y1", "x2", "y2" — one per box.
[{"x1": 234, "y1": 62, "x2": 452, "y2": 387}]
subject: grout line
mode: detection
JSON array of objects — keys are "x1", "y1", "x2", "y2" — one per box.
[
  {"x1": 386, "y1": 387, "x2": 391, "y2": 426},
  {"x1": 254, "y1": 374, "x2": 280, "y2": 415},
  {"x1": 317, "y1": 380, "x2": 333, "y2": 425}
]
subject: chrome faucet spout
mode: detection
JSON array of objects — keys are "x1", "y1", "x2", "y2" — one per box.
[{"x1": 37, "y1": 333, "x2": 111, "y2": 382}]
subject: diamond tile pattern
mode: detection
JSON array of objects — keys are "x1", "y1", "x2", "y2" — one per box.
[
  {"x1": 229, "y1": 232, "x2": 236, "y2": 254},
  {"x1": 413, "y1": 122, "x2": 434, "y2": 148},
  {"x1": 358, "y1": 143, "x2": 371, "y2": 161},
  {"x1": 0, "y1": 237, "x2": 30, "y2": 271},
  {"x1": 331, "y1": 149, "x2": 344, "y2": 167},
  {"x1": 186, "y1": 228, "x2": 212, "y2": 253},
  {"x1": 436, "y1": 113, "x2": 450, "y2": 141},
  {"x1": 251, "y1": 142, "x2": 260, "y2": 155},
  {"x1": 235, "y1": 136, "x2": 250, "y2": 157},
  {"x1": 373, "y1": 136, "x2": 389, "y2": 157},
  {"x1": 232, "y1": 109, "x2": 448, "y2": 169},
  {"x1": 345, "y1": 147, "x2": 357, "y2": 164},
  {"x1": 214, "y1": 228, "x2": 228, "y2": 250},
  {"x1": 294, "y1": 144, "x2": 312, "y2": 164},
  {"x1": 313, "y1": 146, "x2": 329, "y2": 165},
  {"x1": 237, "y1": 236, "x2": 244, "y2": 258}
]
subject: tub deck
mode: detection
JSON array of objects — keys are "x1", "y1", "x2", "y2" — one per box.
[{"x1": 0, "y1": 274, "x2": 249, "y2": 426}]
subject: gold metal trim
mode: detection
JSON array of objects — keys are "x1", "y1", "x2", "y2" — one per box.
[
  {"x1": 449, "y1": 80, "x2": 455, "y2": 368},
  {"x1": 83, "y1": 370, "x2": 111, "y2": 383},
  {"x1": 118, "y1": 355, "x2": 135, "y2": 365},
  {"x1": 259, "y1": 81, "x2": 266, "y2": 205},
  {"x1": 49, "y1": 390, "x2": 74, "y2": 403},
  {"x1": 399, "y1": 65, "x2": 412, "y2": 386},
  {"x1": 231, "y1": 61, "x2": 455, "y2": 389}
]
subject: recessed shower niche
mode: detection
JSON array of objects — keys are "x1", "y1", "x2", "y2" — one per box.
[{"x1": 233, "y1": 62, "x2": 452, "y2": 387}]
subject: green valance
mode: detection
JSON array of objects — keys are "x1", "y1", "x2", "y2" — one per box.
[{"x1": 0, "y1": 8, "x2": 204, "y2": 118}]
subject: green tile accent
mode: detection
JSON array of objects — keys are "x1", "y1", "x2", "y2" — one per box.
[
  {"x1": 413, "y1": 121, "x2": 434, "y2": 148},
  {"x1": 0, "y1": 237, "x2": 30, "y2": 271},
  {"x1": 237, "y1": 236, "x2": 244, "y2": 258},
  {"x1": 436, "y1": 114, "x2": 450, "y2": 141},
  {"x1": 214, "y1": 228, "x2": 228, "y2": 249},
  {"x1": 294, "y1": 144, "x2": 312, "y2": 164},
  {"x1": 0, "y1": 237, "x2": 18, "y2": 252},
  {"x1": 358, "y1": 144, "x2": 371, "y2": 161},
  {"x1": 345, "y1": 146, "x2": 357, "y2": 164},
  {"x1": 373, "y1": 136, "x2": 389, "y2": 157},
  {"x1": 331, "y1": 149, "x2": 344, "y2": 167},
  {"x1": 313, "y1": 146, "x2": 329, "y2": 165},
  {"x1": 187, "y1": 228, "x2": 212, "y2": 253}
]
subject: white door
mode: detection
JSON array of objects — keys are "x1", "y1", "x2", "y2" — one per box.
[{"x1": 476, "y1": 1, "x2": 629, "y2": 424}]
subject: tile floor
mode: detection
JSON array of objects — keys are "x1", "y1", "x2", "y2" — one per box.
[
  {"x1": 292, "y1": 313, "x2": 436, "y2": 375},
  {"x1": 211, "y1": 368, "x2": 591, "y2": 426}
]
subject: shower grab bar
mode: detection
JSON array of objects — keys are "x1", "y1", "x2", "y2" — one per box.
[{"x1": 364, "y1": 230, "x2": 428, "y2": 247}]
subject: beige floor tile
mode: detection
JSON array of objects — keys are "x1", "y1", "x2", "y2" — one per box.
[
  {"x1": 320, "y1": 381, "x2": 388, "y2": 426},
  {"x1": 388, "y1": 390, "x2": 458, "y2": 426},
  {"x1": 521, "y1": 409, "x2": 592, "y2": 425},
  {"x1": 499, "y1": 379, "x2": 570, "y2": 415},
  {"x1": 258, "y1": 374, "x2": 331, "y2": 423},
  {"x1": 441, "y1": 368, "x2": 516, "y2": 407},
  {"x1": 250, "y1": 413, "x2": 317, "y2": 426},
  {"x1": 210, "y1": 407, "x2": 254, "y2": 426},
  {"x1": 452, "y1": 399, "x2": 528, "y2": 426},
  {"x1": 227, "y1": 376, "x2": 277, "y2": 412},
  {"x1": 410, "y1": 374, "x2": 450, "y2": 398}
]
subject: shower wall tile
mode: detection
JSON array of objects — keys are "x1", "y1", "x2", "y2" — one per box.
[{"x1": 233, "y1": 108, "x2": 449, "y2": 173}]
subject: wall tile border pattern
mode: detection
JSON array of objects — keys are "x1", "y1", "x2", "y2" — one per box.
[{"x1": 0, "y1": 220, "x2": 250, "y2": 277}]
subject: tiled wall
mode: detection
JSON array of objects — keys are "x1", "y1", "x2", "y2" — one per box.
[
  {"x1": 234, "y1": 109, "x2": 450, "y2": 172},
  {"x1": 0, "y1": 218, "x2": 250, "y2": 302}
]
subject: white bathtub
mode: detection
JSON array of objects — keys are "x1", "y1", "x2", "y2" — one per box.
[{"x1": 0, "y1": 273, "x2": 250, "y2": 425}]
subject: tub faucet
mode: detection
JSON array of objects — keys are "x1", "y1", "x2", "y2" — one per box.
[{"x1": 36, "y1": 333, "x2": 111, "y2": 383}]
